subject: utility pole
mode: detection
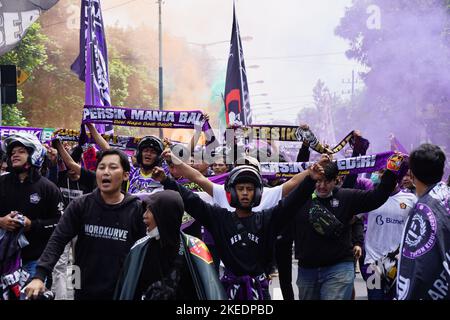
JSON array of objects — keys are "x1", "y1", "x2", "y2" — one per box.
[
  {"x1": 342, "y1": 69, "x2": 357, "y2": 105},
  {"x1": 158, "y1": 0, "x2": 163, "y2": 138}
]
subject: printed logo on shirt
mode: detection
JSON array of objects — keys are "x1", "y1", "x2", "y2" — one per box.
[
  {"x1": 331, "y1": 198, "x2": 339, "y2": 208},
  {"x1": 230, "y1": 233, "x2": 259, "y2": 246},
  {"x1": 400, "y1": 203, "x2": 407, "y2": 210},
  {"x1": 60, "y1": 188, "x2": 84, "y2": 200},
  {"x1": 402, "y1": 203, "x2": 437, "y2": 259},
  {"x1": 375, "y1": 215, "x2": 404, "y2": 226},
  {"x1": 84, "y1": 224, "x2": 129, "y2": 241},
  {"x1": 29, "y1": 193, "x2": 41, "y2": 204}
]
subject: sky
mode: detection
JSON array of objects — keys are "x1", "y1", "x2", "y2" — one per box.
[{"x1": 100, "y1": 0, "x2": 365, "y2": 124}]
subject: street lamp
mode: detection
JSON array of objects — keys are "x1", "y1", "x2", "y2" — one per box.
[
  {"x1": 252, "y1": 102, "x2": 270, "y2": 106},
  {"x1": 252, "y1": 93, "x2": 268, "y2": 97}
]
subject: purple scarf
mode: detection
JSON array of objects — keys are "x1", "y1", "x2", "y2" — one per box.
[{"x1": 221, "y1": 269, "x2": 269, "y2": 300}]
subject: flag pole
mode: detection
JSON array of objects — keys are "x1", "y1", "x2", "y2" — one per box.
[{"x1": 158, "y1": 0, "x2": 163, "y2": 138}]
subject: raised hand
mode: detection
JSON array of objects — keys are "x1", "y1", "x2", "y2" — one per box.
[
  {"x1": 308, "y1": 163, "x2": 325, "y2": 180},
  {"x1": 152, "y1": 166, "x2": 167, "y2": 183}
]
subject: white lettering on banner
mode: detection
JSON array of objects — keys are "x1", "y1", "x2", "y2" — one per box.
[
  {"x1": 397, "y1": 275, "x2": 410, "y2": 300},
  {"x1": 444, "y1": 252, "x2": 450, "y2": 276},
  {"x1": 0, "y1": 128, "x2": 41, "y2": 139},
  {"x1": 428, "y1": 270, "x2": 448, "y2": 300},
  {"x1": 1, "y1": 11, "x2": 40, "y2": 48},
  {"x1": 260, "y1": 162, "x2": 310, "y2": 174},
  {"x1": 337, "y1": 154, "x2": 376, "y2": 170},
  {"x1": 178, "y1": 112, "x2": 202, "y2": 125},
  {"x1": 83, "y1": 224, "x2": 128, "y2": 241},
  {"x1": 83, "y1": 107, "x2": 126, "y2": 121}
]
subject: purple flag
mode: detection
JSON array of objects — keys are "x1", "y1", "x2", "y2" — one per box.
[
  {"x1": 71, "y1": 0, "x2": 112, "y2": 134},
  {"x1": 224, "y1": 1, "x2": 252, "y2": 126},
  {"x1": 390, "y1": 135, "x2": 409, "y2": 154}
]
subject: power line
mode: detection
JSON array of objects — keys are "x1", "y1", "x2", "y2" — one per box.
[{"x1": 212, "y1": 51, "x2": 348, "y2": 61}]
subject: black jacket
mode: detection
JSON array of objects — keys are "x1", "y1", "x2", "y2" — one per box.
[
  {"x1": 0, "y1": 171, "x2": 63, "y2": 262},
  {"x1": 295, "y1": 170, "x2": 397, "y2": 268},
  {"x1": 162, "y1": 175, "x2": 316, "y2": 277},
  {"x1": 34, "y1": 189, "x2": 146, "y2": 300}
]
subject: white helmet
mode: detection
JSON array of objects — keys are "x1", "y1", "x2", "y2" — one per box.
[{"x1": 2, "y1": 132, "x2": 47, "y2": 168}]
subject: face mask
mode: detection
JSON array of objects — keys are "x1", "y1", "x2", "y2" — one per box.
[{"x1": 371, "y1": 173, "x2": 380, "y2": 185}]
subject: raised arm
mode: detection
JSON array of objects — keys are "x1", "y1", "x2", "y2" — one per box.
[
  {"x1": 270, "y1": 163, "x2": 323, "y2": 233},
  {"x1": 162, "y1": 149, "x2": 214, "y2": 196},
  {"x1": 281, "y1": 154, "x2": 330, "y2": 197},
  {"x1": 152, "y1": 167, "x2": 217, "y2": 230},
  {"x1": 347, "y1": 160, "x2": 401, "y2": 215},
  {"x1": 53, "y1": 139, "x2": 82, "y2": 177},
  {"x1": 86, "y1": 123, "x2": 110, "y2": 151}
]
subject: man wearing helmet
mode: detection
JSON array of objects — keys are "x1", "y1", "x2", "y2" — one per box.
[
  {"x1": 0, "y1": 132, "x2": 64, "y2": 278},
  {"x1": 151, "y1": 150, "x2": 325, "y2": 300},
  {"x1": 126, "y1": 135, "x2": 167, "y2": 194}
]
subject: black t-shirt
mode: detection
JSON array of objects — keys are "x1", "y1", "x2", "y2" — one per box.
[{"x1": 57, "y1": 168, "x2": 96, "y2": 208}]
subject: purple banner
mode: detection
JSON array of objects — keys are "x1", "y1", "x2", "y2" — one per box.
[
  {"x1": 82, "y1": 105, "x2": 212, "y2": 131},
  {"x1": 260, "y1": 151, "x2": 395, "y2": 178},
  {"x1": 0, "y1": 126, "x2": 55, "y2": 143},
  {"x1": 71, "y1": 0, "x2": 112, "y2": 134}
]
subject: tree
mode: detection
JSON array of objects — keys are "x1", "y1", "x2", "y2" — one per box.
[
  {"x1": 0, "y1": 22, "x2": 49, "y2": 126},
  {"x1": 335, "y1": 0, "x2": 450, "y2": 152}
]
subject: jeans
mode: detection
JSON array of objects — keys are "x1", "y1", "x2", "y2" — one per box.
[{"x1": 297, "y1": 261, "x2": 355, "y2": 300}]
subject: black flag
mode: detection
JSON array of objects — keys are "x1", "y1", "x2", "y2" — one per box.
[{"x1": 224, "y1": 1, "x2": 252, "y2": 126}]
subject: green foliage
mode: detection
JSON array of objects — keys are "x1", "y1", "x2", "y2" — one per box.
[{"x1": 0, "y1": 23, "x2": 49, "y2": 126}]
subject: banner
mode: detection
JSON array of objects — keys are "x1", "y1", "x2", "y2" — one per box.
[
  {"x1": 82, "y1": 105, "x2": 212, "y2": 131},
  {"x1": 260, "y1": 151, "x2": 394, "y2": 178},
  {"x1": 0, "y1": 0, "x2": 59, "y2": 56},
  {"x1": 224, "y1": 1, "x2": 252, "y2": 126},
  {"x1": 52, "y1": 128, "x2": 141, "y2": 150},
  {"x1": 0, "y1": 126, "x2": 54, "y2": 142},
  {"x1": 238, "y1": 125, "x2": 355, "y2": 154},
  {"x1": 71, "y1": 0, "x2": 112, "y2": 134}
]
